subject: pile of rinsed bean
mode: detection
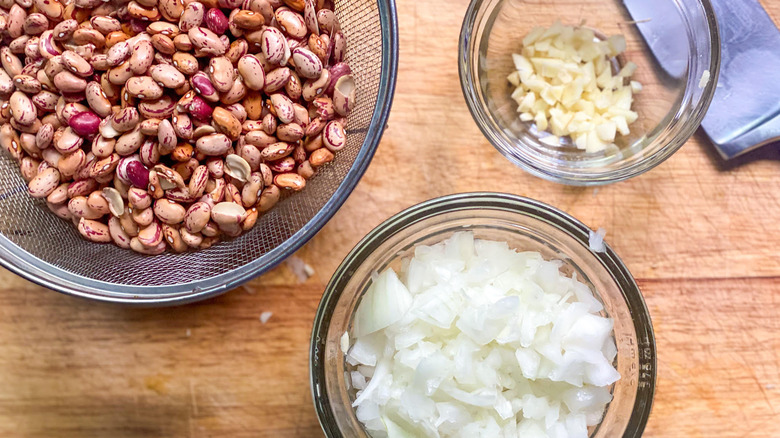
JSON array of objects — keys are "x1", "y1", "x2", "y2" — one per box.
[{"x1": 0, "y1": 0, "x2": 355, "y2": 254}]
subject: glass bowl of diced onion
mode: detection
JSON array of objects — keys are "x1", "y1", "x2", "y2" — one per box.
[
  {"x1": 459, "y1": 0, "x2": 720, "y2": 185},
  {"x1": 310, "y1": 193, "x2": 656, "y2": 437}
]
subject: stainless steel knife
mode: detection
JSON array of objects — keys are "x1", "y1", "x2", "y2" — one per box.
[{"x1": 624, "y1": 0, "x2": 780, "y2": 160}]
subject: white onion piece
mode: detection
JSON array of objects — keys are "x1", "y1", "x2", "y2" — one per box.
[
  {"x1": 588, "y1": 228, "x2": 607, "y2": 253},
  {"x1": 347, "y1": 232, "x2": 620, "y2": 437},
  {"x1": 353, "y1": 269, "x2": 413, "y2": 338}
]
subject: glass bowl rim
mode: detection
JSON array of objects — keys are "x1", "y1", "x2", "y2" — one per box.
[
  {"x1": 309, "y1": 192, "x2": 657, "y2": 437},
  {"x1": 0, "y1": 0, "x2": 400, "y2": 307},
  {"x1": 458, "y1": 0, "x2": 722, "y2": 186}
]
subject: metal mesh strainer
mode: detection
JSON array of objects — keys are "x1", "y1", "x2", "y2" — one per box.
[{"x1": 0, "y1": 0, "x2": 398, "y2": 305}]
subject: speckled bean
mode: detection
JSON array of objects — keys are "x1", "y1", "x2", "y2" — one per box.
[
  {"x1": 285, "y1": 71, "x2": 303, "y2": 101},
  {"x1": 263, "y1": 66, "x2": 291, "y2": 93},
  {"x1": 13, "y1": 74, "x2": 41, "y2": 94},
  {"x1": 108, "y1": 216, "x2": 131, "y2": 248},
  {"x1": 311, "y1": 96, "x2": 335, "y2": 121},
  {"x1": 233, "y1": 9, "x2": 264, "y2": 30},
  {"x1": 188, "y1": 26, "x2": 226, "y2": 56},
  {"x1": 316, "y1": 9, "x2": 339, "y2": 34},
  {"x1": 332, "y1": 31, "x2": 346, "y2": 64},
  {"x1": 61, "y1": 50, "x2": 93, "y2": 77},
  {"x1": 277, "y1": 123, "x2": 304, "y2": 142},
  {"x1": 260, "y1": 142, "x2": 294, "y2": 161},
  {"x1": 1, "y1": 48, "x2": 23, "y2": 77},
  {"x1": 150, "y1": 64, "x2": 186, "y2": 89},
  {"x1": 210, "y1": 201, "x2": 246, "y2": 226},
  {"x1": 257, "y1": 184, "x2": 280, "y2": 212},
  {"x1": 0, "y1": 70, "x2": 14, "y2": 95},
  {"x1": 128, "y1": 40, "x2": 154, "y2": 75},
  {"x1": 322, "y1": 120, "x2": 345, "y2": 151},
  {"x1": 58, "y1": 149, "x2": 86, "y2": 177},
  {"x1": 118, "y1": 208, "x2": 140, "y2": 236},
  {"x1": 236, "y1": 143, "x2": 260, "y2": 171},
  {"x1": 261, "y1": 113, "x2": 277, "y2": 134},
  {"x1": 112, "y1": 107, "x2": 140, "y2": 132},
  {"x1": 207, "y1": 56, "x2": 234, "y2": 93},
  {"x1": 68, "y1": 195, "x2": 103, "y2": 219},
  {"x1": 90, "y1": 16, "x2": 121, "y2": 35},
  {"x1": 270, "y1": 93, "x2": 295, "y2": 124},
  {"x1": 31, "y1": 89, "x2": 57, "y2": 111},
  {"x1": 19, "y1": 132, "x2": 40, "y2": 157},
  {"x1": 269, "y1": 156, "x2": 295, "y2": 173},
  {"x1": 128, "y1": 186, "x2": 152, "y2": 209},
  {"x1": 154, "y1": 198, "x2": 187, "y2": 224},
  {"x1": 130, "y1": 237, "x2": 166, "y2": 255},
  {"x1": 52, "y1": 70, "x2": 85, "y2": 92},
  {"x1": 78, "y1": 218, "x2": 111, "y2": 243},
  {"x1": 54, "y1": 126, "x2": 83, "y2": 153},
  {"x1": 9, "y1": 91, "x2": 36, "y2": 125},
  {"x1": 184, "y1": 164, "x2": 207, "y2": 198},
  {"x1": 46, "y1": 182, "x2": 69, "y2": 204},
  {"x1": 86, "y1": 190, "x2": 111, "y2": 215},
  {"x1": 305, "y1": 134, "x2": 324, "y2": 155},
  {"x1": 20, "y1": 156, "x2": 40, "y2": 181},
  {"x1": 133, "y1": 207, "x2": 155, "y2": 228},
  {"x1": 260, "y1": 27, "x2": 287, "y2": 65},
  {"x1": 126, "y1": 76, "x2": 164, "y2": 100},
  {"x1": 189, "y1": 71, "x2": 219, "y2": 102},
  {"x1": 220, "y1": 77, "x2": 247, "y2": 105},
  {"x1": 159, "y1": 0, "x2": 184, "y2": 22},
  {"x1": 137, "y1": 220, "x2": 163, "y2": 246},
  {"x1": 244, "y1": 129, "x2": 275, "y2": 148},
  {"x1": 274, "y1": 172, "x2": 305, "y2": 191},
  {"x1": 66, "y1": 178, "x2": 97, "y2": 198},
  {"x1": 212, "y1": 107, "x2": 241, "y2": 140},
  {"x1": 196, "y1": 133, "x2": 231, "y2": 155},
  {"x1": 184, "y1": 201, "x2": 211, "y2": 233},
  {"x1": 179, "y1": 1, "x2": 204, "y2": 31},
  {"x1": 292, "y1": 47, "x2": 322, "y2": 79},
  {"x1": 275, "y1": 7, "x2": 307, "y2": 39},
  {"x1": 140, "y1": 119, "x2": 161, "y2": 136},
  {"x1": 240, "y1": 171, "x2": 263, "y2": 207},
  {"x1": 172, "y1": 113, "x2": 193, "y2": 140},
  {"x1": 309, "y1": 147, "x2": 334, "y2": 166},
  {"x1": 84, "y1": 81, "x2": 112, "y2": 117},
  {"x1": 106, "y1": 41, "x2": 130, "y2": 66},
  {"x1": 180, "y1": 227, "x2": 203, "y2": 247},
  {"x1": 47, "y1": 201, "x2": 72, "y2": 219},
  {"x1": 35, "y1": 0, "x2": 63, "y2": 20},
  {"x1": 90, "y1": 152, "x2": 120, "y2": 178}
]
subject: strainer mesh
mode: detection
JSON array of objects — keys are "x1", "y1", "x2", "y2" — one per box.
[{"x1": 0, "y1": 0, "x2": 391, "y2": 293}]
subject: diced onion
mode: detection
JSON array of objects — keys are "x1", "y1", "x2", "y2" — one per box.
[
  {"x1": 699, "y1": 70, "x2": 711, "y2": 89},
  {"x1": 346, "y1": 232, "x2": 620, "y2": 437},
  {"x1": 588, "y1": 228, "x2": 607, "y2": 253}
]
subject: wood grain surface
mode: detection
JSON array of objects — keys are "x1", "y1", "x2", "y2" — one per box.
[{"x1": 1, "y1": 1, "x2": 780, "y2": 437}]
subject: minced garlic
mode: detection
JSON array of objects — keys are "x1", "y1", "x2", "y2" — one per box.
[{"x1": 508, "y1": 22, "x2": 641, "y2": 153}]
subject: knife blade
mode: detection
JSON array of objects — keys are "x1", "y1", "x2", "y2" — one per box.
[
  {"x1": 620, "y1": 0, "x2": 687, "y2": 79},
  {"x1": 624, "y1": 0, "x2": 780, "y2": 160}
]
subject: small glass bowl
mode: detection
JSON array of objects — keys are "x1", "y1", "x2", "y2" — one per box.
[
  {"x1": 310, "y1": 193, "x2": 656, "y2": 437},
  {"x1": 459, "y1": 0, "x2": 721, "y2": 185}
]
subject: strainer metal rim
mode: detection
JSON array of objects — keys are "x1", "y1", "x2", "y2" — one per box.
[{"x1": 0, "y1": 0, "x2": 399, "y2": 306}]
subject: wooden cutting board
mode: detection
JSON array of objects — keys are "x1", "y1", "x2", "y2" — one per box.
[{"x1": 1, "y1": 1, "x2": 779, "y2": 437}]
